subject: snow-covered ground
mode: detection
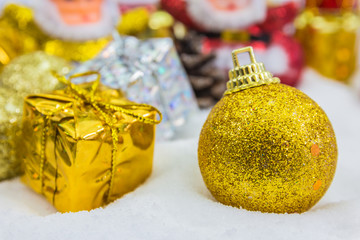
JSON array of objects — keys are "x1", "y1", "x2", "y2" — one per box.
[{"x1": 0, "y1": 69, "x2": 359, "y2": 240}]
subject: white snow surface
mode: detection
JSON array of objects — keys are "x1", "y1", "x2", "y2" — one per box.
[{"x1": 0, "y1": 69, "x2": 359, "y2": 240}]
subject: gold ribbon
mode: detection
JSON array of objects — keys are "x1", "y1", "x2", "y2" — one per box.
[{"x1": 38, "y1": 72, "x2": 162, "y2": 202}]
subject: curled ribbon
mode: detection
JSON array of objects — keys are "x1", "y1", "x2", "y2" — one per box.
[{"x1": 38, "y1": 71, "x2": 162, "y2": 202}]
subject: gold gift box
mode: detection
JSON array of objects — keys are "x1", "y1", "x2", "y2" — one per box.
[
  {"x1": 295, "y1": 9, "x2": 360, "y2": 83},
  {"x1": 20, "y1": 73, "x2": 161, "y2": 212}
]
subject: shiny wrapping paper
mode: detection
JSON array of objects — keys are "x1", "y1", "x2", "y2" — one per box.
[
  {"x1": 295, "y1": 9, "x2": 360, "y2": 82},
  {"x1": 0, "y1": 4, "x2": 111, "y2": 68},
  {"x1": 0, "y1": 52, "x2": 70, "y2": 181},
  {"x1": 21, "y1": 74, "x2": 161, "y2": 212},
  {"x1": 71, "y1": 34, "x2": 197, "y2": 139}
]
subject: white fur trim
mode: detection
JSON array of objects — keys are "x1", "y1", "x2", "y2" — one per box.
[
  {"x1": 186, "y1": 0, "x2": 267, "y2": 31},
  {"x1": 213, "y1": 44, "x2": 289, "y2": 75},
  {"x1": 32, "y1": 0, "x2": 120, "y2": 41}
]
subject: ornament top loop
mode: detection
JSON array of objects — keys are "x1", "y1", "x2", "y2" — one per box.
[
  {"x1": 232, "y1": 46, "x2": 257, "y2": 67},
  {"x1": 225, "y1": 46, "x2": 280, "y2": 95}
]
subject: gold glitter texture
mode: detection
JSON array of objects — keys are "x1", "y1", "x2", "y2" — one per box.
[
  {"x1": 21, "y1": 73, "x2": 161, "y2": 212},
  {"x1": 198, "y1": 47, "x2": 337, "y2": 213},
  {"x1": 0, "y1": 51, "x2": 70, "y2": 181}
]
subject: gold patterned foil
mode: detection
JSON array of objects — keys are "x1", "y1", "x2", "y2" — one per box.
[
  {"x1": 43, "y1": 37, "x2": 112, "y2": 62},
  {"x1": 117, "y1": 8, "x2": 173, "y2": 38},
  {"x1": 198, "y1": 47, "x2": 338, "y2": 213},
  {"x1": 118, "y1": 7, "x2": 150, "y2": 36},
  {"x1": 0, "y1": 4, "x2": 111, "y2": 67},
  {"x1": 0, "y1": 4, "x2": 41, "y2": 70},
  {"x1": 20, "y1": 74, "x2": 161, "y2": 213},
  {"x1": 0, "y1": 52, "x2": 70, "y2": 181},
  {"x1": 295, "y1": 9, "x2": 360, "y2": 83}
]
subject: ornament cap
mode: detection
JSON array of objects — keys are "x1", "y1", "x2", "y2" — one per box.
[{"x1": 225, "y1": 47, "x2": 280, "y2": 95}]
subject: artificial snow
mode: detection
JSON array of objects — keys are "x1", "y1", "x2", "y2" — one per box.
[{"x1": 0, "y1": 69, "x2": 359, "y2": 240}]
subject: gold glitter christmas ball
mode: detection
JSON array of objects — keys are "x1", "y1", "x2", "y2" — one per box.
[
  {"x1": 0, "y1": 51, "x2": 70, "y2": 180},
  {"x1": 198, "y1": 47, "x2": 337, "y2": 213}
]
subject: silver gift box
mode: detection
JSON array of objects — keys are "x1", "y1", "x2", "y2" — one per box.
[{"x1": 70, "y1": 33, "x2": 198, "y2": 140}]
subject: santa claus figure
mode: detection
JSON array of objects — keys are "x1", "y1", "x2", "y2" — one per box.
[
  {"x1": 161, "y1": 0, "x2": 304, "y2": 107},
  {"x1": 0, "y1": 0, "x2": 120, "y2": 68}
]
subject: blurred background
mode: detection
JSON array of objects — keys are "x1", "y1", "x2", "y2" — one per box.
[{"x1": 0, "y1": 0, "x2": 359, "y2": 142}]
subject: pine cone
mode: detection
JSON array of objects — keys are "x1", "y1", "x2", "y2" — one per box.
[{"x1": 175, "y1": 31, "x2": 227, "y2": 108}]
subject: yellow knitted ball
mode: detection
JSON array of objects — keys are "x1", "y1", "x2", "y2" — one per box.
[{"x1": 0, "y1": 52, "x2": 70, "y2": 180}]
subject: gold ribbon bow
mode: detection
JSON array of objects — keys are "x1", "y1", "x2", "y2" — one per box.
[{"x1": 38, "y1": 71, "x2": 162, "y2": 202}]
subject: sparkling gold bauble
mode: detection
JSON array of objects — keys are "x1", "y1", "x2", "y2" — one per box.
[
  {"x1": 198, "y1": 47, "x2": 337, "y2": 213},
  {"x1": 0, "y1": 51, "x2": 70, "y2": 180}
]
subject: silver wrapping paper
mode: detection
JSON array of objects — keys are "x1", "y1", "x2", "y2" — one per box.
[{"x1": 70, "y1": 33, "x2": 198, "y2": 140}]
